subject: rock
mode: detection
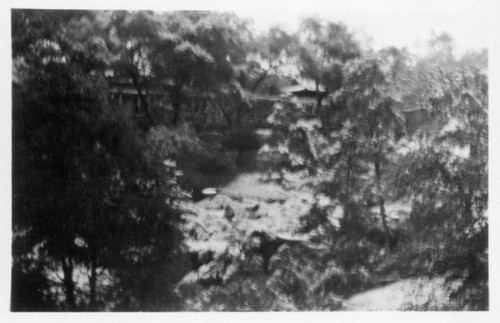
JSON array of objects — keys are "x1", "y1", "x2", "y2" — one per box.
[
  {"x1": 224, "y1": 204, "x2": 235, "y2": 221},
  {"x1": 246, "y1": 203, "x2": 260, "y2": 212},
  {"x1": 201, "y1": 187, "x2": 218, "y2": 196},
  {"x1": 189, "y1": 250, "x2": 214, "y2": 270}
]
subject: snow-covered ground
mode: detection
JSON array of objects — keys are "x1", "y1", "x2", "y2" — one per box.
[{"x1": 343, "y1": 277, "x2": 462, "y2": 311}]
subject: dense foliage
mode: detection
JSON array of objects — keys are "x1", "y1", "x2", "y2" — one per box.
[
  {"x1": 12, "y1": 10, "x2": 487, "y2": 311},
  {"x1": 12, "y1": 10, "x2": 190, "y2": 311}
]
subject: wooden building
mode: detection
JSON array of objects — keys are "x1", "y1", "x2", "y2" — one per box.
[{"x1": 107, "y1": 77, "x2": 279, "y2": 127}]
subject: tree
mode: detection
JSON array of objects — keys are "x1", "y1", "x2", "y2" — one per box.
[
  {"x1": 108, "y1": 11, "x2": 251, "y2": 126},
  {"x1": 12, "y1": 9, "x2": 188, "y2": 311},
  {"x1": 13, "y1": 10, "x2": 112, "y2": 309},
  {"x1": 392, "y1": 46, "x2": 488, "y2": 309},
  {"x1": 297, "y1": 18, "x2": 360, "y2": 109},
  {"x1": 245, "y1": 26, "x2": 297, "y2": 93},
  {"x1": 334, "y1": 52, "x2": 414, "y2": 248}
]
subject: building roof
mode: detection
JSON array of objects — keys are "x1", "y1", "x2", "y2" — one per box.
[{"x1": 281, "y1": 79, "x2": 327, "y2": 94}]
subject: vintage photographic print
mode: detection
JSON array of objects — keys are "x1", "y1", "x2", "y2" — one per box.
[{"x1": 10, "y1": 0, "x2": 491, "y2": 312}]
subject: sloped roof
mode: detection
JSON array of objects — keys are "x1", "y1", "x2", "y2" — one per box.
[{"x1": 281, "y1": 79, "x2": 327, "y2": 94}]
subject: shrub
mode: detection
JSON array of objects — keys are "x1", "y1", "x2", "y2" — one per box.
[{"x1": 221, "y1": 128, "x2": 262, "y2": 152}]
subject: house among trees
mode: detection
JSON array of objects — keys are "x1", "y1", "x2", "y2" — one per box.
[
  {"x1": 280, "y1": 79, "x2": 328, "y2": 105},
  {"x1": 107, "y1": 76, "x2": 278, "y2": 127},
  {"x1": 278, "y1": 78, "x2": 435, "y2": 136}
]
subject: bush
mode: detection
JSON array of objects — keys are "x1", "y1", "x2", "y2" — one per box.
[
  {"x1": 221, "y1": 128, "x2": 262, "y2": 152},
  {"x1": 193, "y1": 150, "x2": 238, "y2": 173}
]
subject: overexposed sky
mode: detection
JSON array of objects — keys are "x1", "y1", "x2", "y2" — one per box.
[
  {"x1": 5, "y1": 0, "x2": 498, "y2": 56},
  {"x1": 230, "y1": 0, "x2": 496, "y2": 56}
]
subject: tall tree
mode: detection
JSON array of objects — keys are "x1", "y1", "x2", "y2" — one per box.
[
  {"x1": 12, "y1": 9, "x2": 187, "y2": 311},
  {"x1": 245, "y1": 26, "x2": 297, "y2": 93},
  {"x1": 297, "y1": 18, "x2": 360, "y2": 109},
  {"x1": 332, "y1": 55, "x2": 404, "y2": 241},
  {"x1": 393, "y1": 45, "x2": 488, "y2": 308},
  {"x1": 108, "y1": 11, "x2": 251, "y2": 126}
]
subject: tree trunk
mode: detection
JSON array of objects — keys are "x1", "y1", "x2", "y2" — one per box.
[
  {"x1": 88, "y1": 251, "x2": 98, "y2": 311},
  {"x1": 170, "y1": 76, "x2": 186, "y2": 126},
  {"x1": 374, "y1": 150, "x2": 391, "y2": 251},
  {"x1": 298, "y1": 128, "x2": 318, "y2": 176},
  {"x1": 315, "y1": 81, "x2": 323, "y2": 114},
  {"x1": 437, "y1": 163, "x2": 474, "y2": 224},
  {"x1": 130, "y1": 75, "x2": 155, "y2": 126},
  {"x1": 61, "y1": 256, "x2": 76, "y2": 310},
  {"x1": 219, "y1": 103, "x2": 233, "y2": 126},
  {"x1": 171, "y1": 100, "x2": 181, "y2": 126},
  {"x1": 344, "y1": 149, "x2": 353, "y2": 221},
  {"x1": 252, "y1": 71, "x2": 269, "y2": 93},
  {"x1": 379, "y1": 196, "x2": 390, "y2": 250},
  {"x1": 234, "y1": 103, "x2": 243, "y2": 126}
]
